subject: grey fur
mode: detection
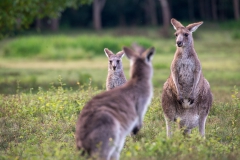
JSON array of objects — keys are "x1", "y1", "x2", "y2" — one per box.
[
  {"x1": 105, "y1": 48, "x2": 127, "y2": 91},
  {"x1": 161, "y1": 18, "x2": 212, "y2": 137},
  {"x1": 76, "y1": 47, "x2": 155, "y2": 160}
]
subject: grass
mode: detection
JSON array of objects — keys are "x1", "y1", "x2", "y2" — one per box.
[
  {"x1": 0, "y1": 25, "x2": 240, "y2": 159},
  {"x1": 0, "y1": 83, "x2": 240, "y2": 160}
]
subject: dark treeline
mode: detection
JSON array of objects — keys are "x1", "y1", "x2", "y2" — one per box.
[
  {"x1": 0, "y1": 0, "x2": 238, "y2": 37},
  {"x1": 39, "y1": 0, "x2": 239, "y2": 31}
]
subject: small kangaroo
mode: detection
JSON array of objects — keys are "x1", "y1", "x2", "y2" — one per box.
[
  {"x1": 104, "y1": 48, "x2": 127, "y2": 90},
  {"x1": 75, "y1": 47, "x2": 155, "y2": 160},
  {"x1": 161, "y1": 18, "x2": 212, "y2": 137}
]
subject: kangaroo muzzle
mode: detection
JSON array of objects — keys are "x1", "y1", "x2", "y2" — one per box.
[
  {"x1": 177, "y1": 41, "x2": 183, "y2": 47},
  {"x1": 176, "y1": 34, "x2": 183, "y2": 47}
]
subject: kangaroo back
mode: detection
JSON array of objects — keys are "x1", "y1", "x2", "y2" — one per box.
[{"x1": 76, "y1": 46, "x2": 155, "y2": 160}]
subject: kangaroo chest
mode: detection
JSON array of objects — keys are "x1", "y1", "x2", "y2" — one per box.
[
  {"x1": 108, "y1": 72, "x2": 126, "y2": 88},
  {"x1": 176, "y1": 56, "x2": 195, "y2": 91}
]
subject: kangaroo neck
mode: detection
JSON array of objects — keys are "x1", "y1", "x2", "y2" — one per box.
[
  {"x1": 176, "y1": 44, "x2": 195, "y2": 58},
  {"x1": 109, "y1": 69, "x2": 124, "y2": 75}
]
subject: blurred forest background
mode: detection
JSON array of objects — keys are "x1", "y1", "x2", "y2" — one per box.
[
  {"x1": 0, "y1": 0, "x2": 240, "y2": 99},
  {"x1": 1, "y1": 0, "x2": 240, "y2": 37}
]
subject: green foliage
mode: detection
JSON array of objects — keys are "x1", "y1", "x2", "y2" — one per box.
[{"x1": 0, "y1": 0, "x2": 92, "y2": 38}]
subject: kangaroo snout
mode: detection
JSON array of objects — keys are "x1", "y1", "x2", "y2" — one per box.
[
  {"x1": 113, "y1": 66, "x2": 116, "y2": 70},
  {"x1": 177, "y1": 41, "x2": 183, "y2": 47}
]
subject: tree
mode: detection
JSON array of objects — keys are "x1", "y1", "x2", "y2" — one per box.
[
  {"x1": 159, "y1": 0, "x2": 171, "y2": 37},
  {"x1": 188, "y1": 0, "x2": 194, "y2": 21},
  {"x1": 93, "y1": 0, "x2": 106, "y2": 31},
  {"x1": 143, "y1": 0, "x2": 158, "y2": 26},
  {"x1": 211, "y1": 0, "x2": 218, "y2": 21},
  {"x1": 50, "y1": 18, "x2": 59, "y2": 31},
  {"x1": 0, "y1": 0, "x2": 92, "y2": 38},
  {"x1": 199, "y1": 0, "x2": 205, "y2": 19},
  {"x1": 233, "y1": 0, "x2": 240, "y2": 20}
]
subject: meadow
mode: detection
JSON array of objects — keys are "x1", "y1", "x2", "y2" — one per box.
[{"x1": 0, "y1": 24, "x2": 240, "y2": 159}]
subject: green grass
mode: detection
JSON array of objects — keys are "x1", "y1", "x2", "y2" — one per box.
[
  {"x1": 0, "y1": 84, "x2": 240, "y2": 160},
  {"x1": 0, "y1": 26, "x2": 240, "y2": 159},
  {"x1": 1, "y1": 35, "x2": 153, "y2": 60}
]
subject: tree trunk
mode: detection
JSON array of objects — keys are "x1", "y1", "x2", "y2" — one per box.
[
  {"x1": 159, "y1": 0, "x2": 171, "y2": 37},
  {"x1": 93, "y1": 0, "x2": 106, "y2": 31},
  {"x1": 51, "y1": 18, "x2": 59, "y2": 31},
  {"x1": 233, "y1": 0, "x2": 239, "y2": 20},
  {"x1": 188, "y1": 0, "x2": 194, "y2": 21},
  {"x1": 36, "y1": 18, "x2": 42, "y2": 31},
  {"x1": 211, "y1": 0, "x2": 218, "y2": 21},
  {"x1": 199, "y1": 0, "x2": 205, "y2": 19},
  {"x1": 16, "y1": 18, "x2": 21, "y2": 30},
  {"x1": 205, "y1": 0, "x2": 211, "y2": 20},
  {"x1": 147, "y1": 0, "x2": 158, "y2": 26},
  {"x1": 219, "y1": 0, "x2": 225, "y2": 20},
  {"x1": 119, "y1": 14, "x2": 126, "y2": 27}
]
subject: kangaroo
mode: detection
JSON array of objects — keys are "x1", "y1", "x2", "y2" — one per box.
[
  {"x1": 75, "y1": 47, "x2": 155, "y2": 160},
  {"x1": 105, "y1": 48, "x2": 127, "y2": 91},
  {"x1": 161, "y1": 18, "x2": 212, "y2": 137}
]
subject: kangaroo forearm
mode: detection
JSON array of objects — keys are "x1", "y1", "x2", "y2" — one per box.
[{"x1": 172, "y1": 72, "x2": 180, "y2": 94}]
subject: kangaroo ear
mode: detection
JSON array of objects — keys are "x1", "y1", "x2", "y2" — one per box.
[
  {"x1": 171, "y1": 18, "x2": 184, "y2": 30},
  {"x1": 186, "y1": 21, "x2": 203, "y2": 32},
  {"x1": 116, "y1": 51, "x2": 125, "y2": 59},
  {"x1": 142, "y1": 47, "x2": 155, "y2": 62},
  {"x1": 104, "y1": 48, "x2": 114, "y2": 58},
  {"x1": 131, "y1": 42, "x2": 146, "y2": 55},
  {"x1": 123, "y1": 47, "x2": 137, "y2": 60}
]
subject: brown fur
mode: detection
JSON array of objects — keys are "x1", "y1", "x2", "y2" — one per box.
[
  {"x1": 161, "y1": 18, "x2": 213, "y2": 137},
  {"x1": 76, "y1": 47, "x2": 155, "y2": 160}
]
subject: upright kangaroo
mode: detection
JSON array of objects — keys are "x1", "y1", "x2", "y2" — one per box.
[
  {"x1": 76, "y1": 47, "x2": 155, "y2": 160},
  {"x1": 105, "y1": 48, "x2": 127, "y2": 90},
  {"x1": 161, "y1": 18, "x2": 212, "y2": 137}
]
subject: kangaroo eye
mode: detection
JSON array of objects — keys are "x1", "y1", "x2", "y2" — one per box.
[
  {"x1": 175, "y1": 33, "x2": 178, "y2": 37},
  {"x1": 117, "y1": 60, "x2": 120, "y2": 63},
  {"x1": 184, "y1": 33, "x2": 188, "y2": 37},
  {"x1": 109, "y1": 60, "x2": 112, "y2": 64}
]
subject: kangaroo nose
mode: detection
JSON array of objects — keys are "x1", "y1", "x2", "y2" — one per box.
[
  {"x1": 113, "y1": 66, "x2": 116, "y2": 70},
  {"x1": 177, "y1": 41, "x2": 183, "y2": 47}
]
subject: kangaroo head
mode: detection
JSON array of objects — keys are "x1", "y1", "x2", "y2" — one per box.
[
  {"x1": 123, "y1": 46, "x2": 155, "y2": 79},
  {"x1": 131, "y1": 42, "x2": 146, "y2": 55},
  {"x1": 171, "y1": 18, "x2": 203, "y2": 48},
  {"x1": 104, "y1": 48, "x2": 125, "y2": 72}
]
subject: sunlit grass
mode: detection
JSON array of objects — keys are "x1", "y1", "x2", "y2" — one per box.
[{"x1": 0, "y1": 83, "x2": 239, "y2": 160}]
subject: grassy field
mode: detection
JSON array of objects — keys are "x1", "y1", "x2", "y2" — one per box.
[{"x1": 0, "y1": 25, "x2": 240, "y2": 159}]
